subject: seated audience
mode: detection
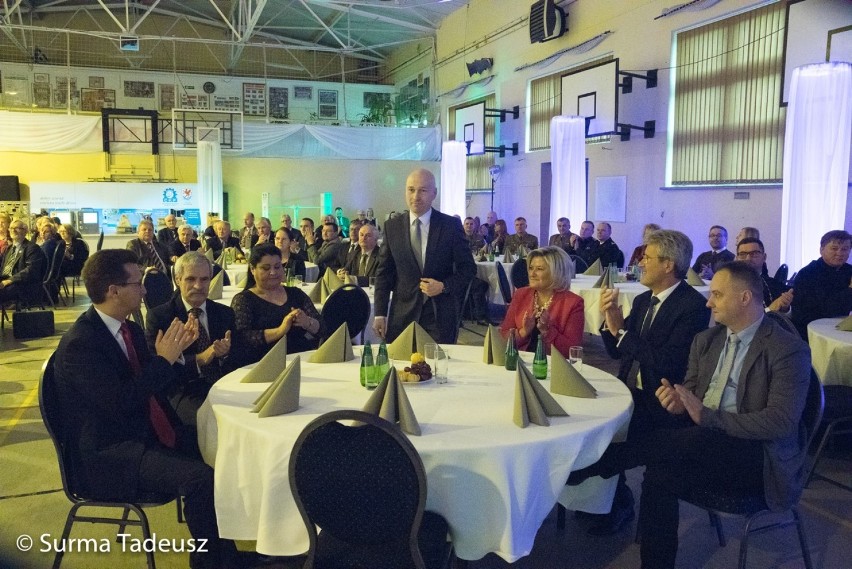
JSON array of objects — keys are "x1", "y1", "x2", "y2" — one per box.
[
  {"x1": 53, "y1": 249, "x2": 238, "y2": 568},
  {"x1": 157, "y1": 214, "x2": 179, "y2": 248},
  {"x1": 344, "y1": 220, "x2": 364, "y2": 258},
  {"x1": 339, "y1": 224, "x2": 380, "y2": 285},
  {"x1": 306, "y1": 221, "x2": 347, "y2": 273},
  {"x1": 548, "y1": 217, "x2": 576, "y2": 253},
  {"x1": 239, "y1": 212, "x2": 258, "y2": 250},
  {"x1": 231, "y1": 243, "x2": 324, "y2": 366},
  {"x1": 484, "y1": 211, "x2": 498, "y2": 241},
  {"x1": 506, "y1": 217, "x2": 539, "y2": 254},
  {"x1": 478, "y1": 223, "x2": 491, "y2": 244},
  {"x1": 501, "y1": 246, "x2": 584, "y2": 356},
  {"x1": 58, "y1": 223, "x2": 89, "y2": 278},
  {"x1": 569, "y1": 262, "x2": 811, "y2": 569},
  {"x1": 39, "y1": 220, "x2": 64, "y2": 268},
  {"x1": 736, "y1": 237, "x2": 793, "y2": 313},
  {"x1": 334, "y1": 207, "x2": 351, "y2": 238},
  {"x1": 573, "y1": 220, "x2": 596, "y2": 267},
  {"x1": 127, "y1": 219, "x2": 171, "y2": 277},
  {"x1": 204, "y1": 220, "x2": 244, "y2": 262},
  {"x1": 489, "y1": 219, "x2": 509, "y2": 254},
  {"x1": 463, "y1": 217, "x2": 486, "y2": 254},
  {"x1": 0, "y1": 219, "x2": 47, "y2": 304},
  {"x1": 627, "y1": 223, "x2": 661, "y2": 267},
  {"x1": 691, "y1": 225, "x2": 734, "y2": 279},
  {"x1": 254, "y1": 217, "x2": 273, "y2": 247},
  {"x1": 0, "y1": 212, "x2": 10, "y2": 256},
  {"x1": 736, "y1": 226, "x2": 760, "y2": 245},
  {"x1": 274, "y1": 227, "x2": 306, "y2": 280},
  {"x1": 169, "y1": 224, "x2": 202, "y2": 263},
  {"x1": 790, "y1": 229, "x2": 852, "y2": 340},
  {"x1": 589, "y1": 222, "x2": 625, "y2": 268},
  {"x1": 146, "y1": 251, "x2": 236, "y2": 425}
]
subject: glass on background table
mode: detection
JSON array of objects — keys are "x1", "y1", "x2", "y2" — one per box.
[{"x1": 197, "y1": 345, "x2": 632, "y2": 562}]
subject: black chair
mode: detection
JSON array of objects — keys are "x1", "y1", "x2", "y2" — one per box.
[
  {"x1": 772, "y1": 264, "x2": 788, "y2": 284},
  {"x1": 321, "y1": 284, "x2": 371, "y2": 343},
  {"x1": 570, "y1": 254, "x2": 589, "y2": 273},
  {"x1": 39, "y1": 353, "x2": 175, "y2": 569},
  {"x1": 96, "y1": 231, "x2": 104, "y2": 252},
  {"x1": 510, "y1": 259, "x2": 529, "y2": 289},
  {"x1": 678, "y1": 370, "x2": 823, "y2": 569},
  {"x1": 289, "y1": 410, "x2": 453, "y2": 569},
  {"x1": 43, "y1": 241, "x2": 67, "y2": 309},
  {"x1": 61, "y1": 239, "x2": 90, "y2": 303},
  {"x1": 806, "y1": 384, "x2": 852, "y2": 492},
  {"x1": 141, "y1": 270, "x2": 174, "y2": 311},
  {"x1": 495, "y1": 262, "x2": 512, "y2": 305}
]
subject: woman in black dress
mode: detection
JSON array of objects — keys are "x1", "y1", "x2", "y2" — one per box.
[
  {"x1": 231, "y1": 243, "x2": 323, "y2": 366},
  {"x1": 274, "y1": 227, "x2": 306, "y2": 280}
]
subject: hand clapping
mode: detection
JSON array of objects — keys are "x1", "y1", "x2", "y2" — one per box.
[{"x1": 155, "y1": 317, "x2": 199, "y2": 364}]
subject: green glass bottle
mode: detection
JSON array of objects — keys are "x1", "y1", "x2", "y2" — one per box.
[
  {"x1": 505, "y1": 329, "x2": 518, "y2": 371},
  {"x1": 488, "y1": 243, "x2": 495, "y2": 262},
  {"x1": 533, "y1": 335, "x2": 548, "y2": 380},
  {"x1": 360, "y1": 341, "x2": 374, "y2": 387},
  {"x1": 376, "y1": 341, "x2": 390, "y2": 378}
]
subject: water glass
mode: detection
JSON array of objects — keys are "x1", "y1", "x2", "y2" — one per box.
[
  {"x1": 626, "y1": 265, "x2": 638, "y2": 282},
  {"x1": 569, "y1": 346, "x2": 584, "y2": 371},
  {"x1": 369, "y1": 276, "x2": 377, "y2": 290},
  {"x1": 424, "y1": 343, "x2": 449, "y2": 384},
  {"x1": 293, "y1": 275, "x2": 304, "y2": 287}
]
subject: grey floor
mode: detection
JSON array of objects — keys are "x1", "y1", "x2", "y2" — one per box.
[{"x1": 1, "y1": 292, "x2": 850, "y2": 569}]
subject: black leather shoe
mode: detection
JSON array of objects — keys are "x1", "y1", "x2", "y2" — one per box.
[{"x1": 586, "y1": 502, "x2": 635, "y2": 536}]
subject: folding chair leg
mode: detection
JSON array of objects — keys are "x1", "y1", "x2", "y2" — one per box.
[
  {"x1": 708, "y1": 510, "x2": 726, "y2": 546},
  {"x1": 176, "y1": 497, "x2": 184, "y2": 524},
  {"x1": 807, "y1": 422, "x2": 838, "y2": 487},
  {"x1": 128, "y1": 504, "x2": 157, "y2": 569},
  {"x1": 792, "y1": 507, "x2": 814, "y2": 569},
  {"x1": 53, "y1": 503, "x2": 83, "y2": 569},
  {"x1": 117, "y1": 506, "x2": 131, "y2": 538}
]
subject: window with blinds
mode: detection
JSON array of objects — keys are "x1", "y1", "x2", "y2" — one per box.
[
  {"x1": 448, "y1": 94, "x2": 496, "y2": 191},
  {"x1": 670, "y1": 1, "x2": 785, "y2": 185},
  {"x1": 528, "y1": 56, "x2": 613, "y2": 151}
]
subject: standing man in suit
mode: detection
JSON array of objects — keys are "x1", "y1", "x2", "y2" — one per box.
[
  {"x1": 54, "y1": 249, "x2": 239, "y2": 569},
  {"x1": 0, "y1": 218, "x2": 47, "y2": 304},
  {"x1": 373, "y1": 168, "x2": 476, "y2": 343},
  {"x1": 157, "y1": 214, "x2": 179, "y2": 248},
  {"x1": 146, "y1": 251, "x2": 235, "y2": 425},
  {"x1": 572, "y1": 261, "x2": 811, "y2": 568},
  {"x1": 339, "y1": 223, "x2": 380, "y2": 286},
  {"x1": 126, "y1": 219, "x2": 171, "y2": 278},
  {"x1": 692, "y1": 224, "x2": 735, "y2": 280},
  {"x1": 239, "y1": 212, "x2": 259, "y2": 250},
  {"x1": 590, "y1": 230, "x2": 710, "y2": 534}
]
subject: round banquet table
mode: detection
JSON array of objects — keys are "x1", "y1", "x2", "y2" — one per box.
[
  {"x1": 476, "y1": 260, "x2": 512, "y2": 305},
  {"x1": 214, "y1": 284, "x2": 380, "y2": 345},
  {"x1": 807, "y1": 318, "x2": 852, "y2": 387},
  {"x1": 196, "y1": 345, "x2": 633, "y2": 562},
  {"x1": 226, "y1": 262, "x2": 319, "y2": 287}
]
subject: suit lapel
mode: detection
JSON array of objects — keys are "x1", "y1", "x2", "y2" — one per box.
[
  {"x1": 735, "y1": 318, "x2": 770, "y2": 407},
  {"x1": 423, "y1": 209, "x2": 442, "y2": 274},
  {"x1": 646, "y1": 282, "x2": 685, "y2": 337},
  {"x1": 85, "y1": 307, "x2": 135, "y2": 378}
]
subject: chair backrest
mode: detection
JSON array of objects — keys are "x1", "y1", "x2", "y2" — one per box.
[
  {"x1": 142, "y1": 270, "x2": 174, "y2": 310},
  {"x1": 290, "y1": 410, "x2": 428, "y2": 566},
  {"x1": 764, "y1": 311, "x2": 799, "y2": 336},
  {"x1": 96, "y1": 231, "x2": 104, "y2": 252},
  {"x1": 321, "y1": 284, "x2": 371, "y2": 340},
  {"x1": 772, "y1": 264, "x2": 788, "y2": 284},
  {"x1": 570, "y1": 254, "x2": 589, "y2": 273},
  {"x1": 39, "y1": 352, "x2": 83, "y2": 502},
  {"x1": 803, "y1": 369, "x2": 824, "y2": 449},
  {"x1": 510, "y1": 259, "x2": 529, "y2": 289},
  {"x1": 46, "y1": 240, "x2": 66, "y2": 284},
  {"x1": 495, "y1": 262, "x2": 513, "y2": 304}
]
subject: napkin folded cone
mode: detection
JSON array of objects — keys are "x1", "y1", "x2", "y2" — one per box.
[
  {"x1": 207, "y1": 269, "x2": 225, "y2": 300},
  {"x1": 514, "y1": 360, "x2": 568, "y2": 428},
  {"x1": 307, "y1": 281, "x2": 323, "y2": 303},
  {"x1": 502, "y1": 249, "x2": 515, "y2": 263},
  {"x1": 204, "y1": 249, "x2": 215, "y2": 263},
  {"x1": 836, "y1": 315, "x2": 852, "y2": 331},
  {"x1": 362, "y1": 367, "x2": 421, "y2": 436},
  {"x1": 591, "y1": 266, "x2": 613, "y2": 289},
  {"x1": 550, "y1": 347, "x2": 597, "y2": 398},
  {"x1": 241, "y1": 337, "x2": 287, "y2": 383},
  {"x1": 583, "y1": 258, "x2": 602, "y2": 276},
  {"x1": 216, "y1": 248, "x2": 232, "y2": 270},
  {"x1": 387, "y1": 321, "x2": 437, "y2": 361},
  {"x1": 483, "y1": 324, "x2": 507, "y2": 366},
  {"x1": 323, "y1": 267, "x2": 345, "y2": 293},
  {"x1": 309, "y1": 323, "x2": 355, "y2": 363},
  {"x1": 686, "y1": 268, "x2": 705, "y2": 286},
  {"x1": 252, "y1": 355, "x2": 301, "y2": 417}
]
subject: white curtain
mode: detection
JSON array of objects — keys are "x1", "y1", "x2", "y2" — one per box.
[
  {"x1": 781, "y1": 62, "x2": 852, "y2": 273},
  {"x1": 439, "y1": 141, "x2": 467, "y2": 218},
  {"x1": 550, "y1": 116, "x2": 587, "y2": 233},
  {"x1": 0, "y1": 112, "x2": 101, "y2": 152},
  {"x1": 197, "y1": 141, "x2": 223, "y2": 224}
]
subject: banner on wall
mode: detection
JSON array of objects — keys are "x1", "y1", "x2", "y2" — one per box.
[{"x1": 29, "y1": 182, "x2": 204, "y2": 235}]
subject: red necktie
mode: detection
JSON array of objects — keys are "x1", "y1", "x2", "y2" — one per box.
[{"x1": 119, "y1": 322, "x2": 176, "y2": 448}]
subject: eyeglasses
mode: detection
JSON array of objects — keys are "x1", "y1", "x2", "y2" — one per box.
[
  {"x1": 736, "y1": 251, "x2": 764, "y2": 259},
  {"x1": 640, "y1": 255, "x2": 667, "y2": 262}
]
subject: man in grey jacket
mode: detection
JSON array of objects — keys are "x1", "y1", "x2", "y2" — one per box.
[{"x1": 569, "y1": 261, "x2": 811, "y2": 568}]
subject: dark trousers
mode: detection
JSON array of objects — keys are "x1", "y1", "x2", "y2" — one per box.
[
  {"x1": 418, "y1": 297, "x2": 458, "y2": 344},
  {"x1": 586, "y1": 390, "x2": 764, "y2": 569},
  {"x1": 137, "y1": 437, "x2": 234, "y2": 569}
]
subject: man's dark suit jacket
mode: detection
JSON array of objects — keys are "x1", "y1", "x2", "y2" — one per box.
[
  {"x1": 601, "y1": 280, "x2": 710, "y2": 394},
  {"x1": 157, "y1": 227, "x2": 178, "y2": 248},
  {"x1": 374, "y1": 208, "x2": 476, "y2": 343},
  {"x1": 589, "y1": 238, "x2": 625, "y2": 268},
  {"x1": 308, "y1": 240, "x2": 347, "y2": 273},
  {"x1": 126, "y1": 238, "x2": 171, "y2": 273},
  {"x1": 344, "y1": 247, "x2": 379, "y2": 285},
  {"x1": 169, "y1": 238, "x2": 202, "y2": 260},
  {"x1": 691, "y1": 249, "x2": 734, "y2": 274},
  {"x1": 2, "y1": 239, "x2": 47, "y2": 286},
  {"x1": 54, "y1": 307, "x2": 180, "y2": 501},
  {"x1": 204, "y1": 235, "x2": 243, "y2": 260},
  {"x1": 145, "y1": 293, "x2": 237, "y2": 395}
]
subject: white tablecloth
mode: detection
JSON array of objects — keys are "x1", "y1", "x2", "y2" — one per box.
[
  {"x1": 196, "y1": 345, "x2": 632, "y2": 561},
  {"x1": 476, "y1": 260, "x2": 512, "y2": 305},
  {"x1": 215, "y1": 284, "x2": 379, "y2": 345},
  {"x1": 808, "y1": 318, "x2": 852, "y2": 387},
  {"x1": 225, "y1": 262, "x2": 319, "y2": 287}
]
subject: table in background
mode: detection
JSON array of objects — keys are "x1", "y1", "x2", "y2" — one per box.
[
  {"x1": 476, "y1": 260, "x2": 512, "y2": 305},
  {"x1": 196, "y1": 345, "x2": 632, "y2": 562},
  {"x1": 225, "y1": 262, "x2": 319, "y2": 287},
  {"x1": 215, "y1": 284, "x2": 379, "y2": 344},
  {"x1": 808, "y1": 318, "x2": 852, "y2": 387}
]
